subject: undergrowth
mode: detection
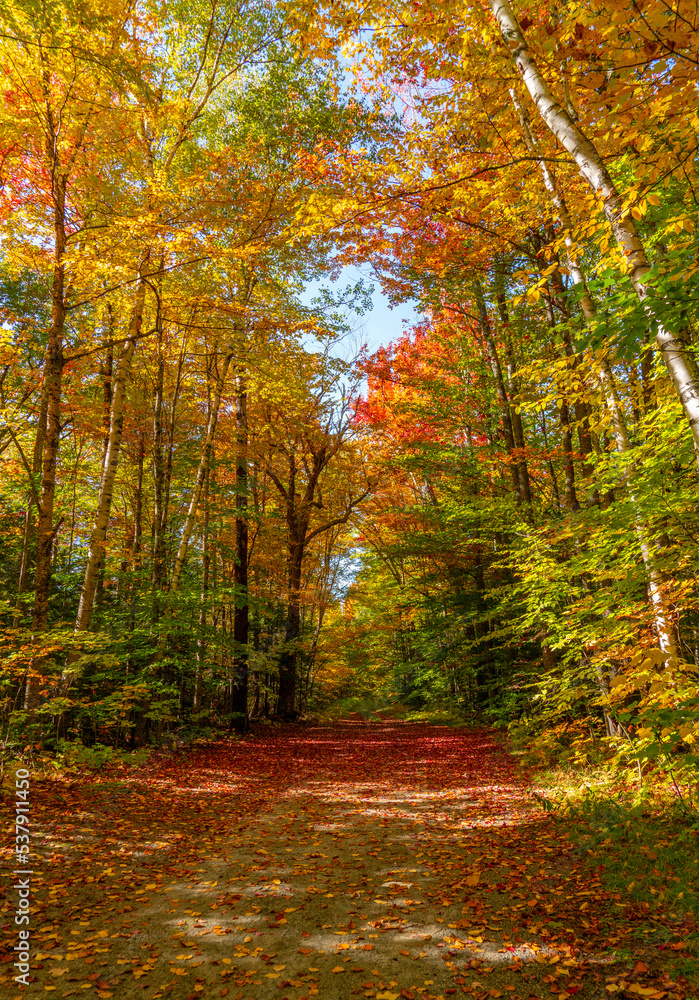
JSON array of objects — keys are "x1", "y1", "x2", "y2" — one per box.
[{"x1": 527, "y1": 756, "x2": 699, "y2": 984}]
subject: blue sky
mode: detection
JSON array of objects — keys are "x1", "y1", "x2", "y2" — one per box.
[{"x1": 302, "y1": 263, "x2": 420, "y2": 354}]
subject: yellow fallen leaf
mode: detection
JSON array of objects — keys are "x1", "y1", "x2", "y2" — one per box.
[
  {"x1": 332, "y1": 966, "x2": 345, "y2": 973},
  {"x1": 376, "y1": 993, "x2": 399, "y2": 1000}
]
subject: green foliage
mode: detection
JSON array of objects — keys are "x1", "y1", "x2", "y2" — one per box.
[
  {"x1": 530, "y1": 767, "x2": 699, "y2": 981},
  {"x1": 54, "y1": 739, "x2": 152, "y2": 773}
]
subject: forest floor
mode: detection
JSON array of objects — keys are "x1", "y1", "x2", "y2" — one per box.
[{"x1": 1, "y1": 722, "x2": 696, "y2": 1000}]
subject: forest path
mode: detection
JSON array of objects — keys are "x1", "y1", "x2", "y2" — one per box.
[{"x1": 2, "y1": 723, "x2": 689, "y2": 1000}]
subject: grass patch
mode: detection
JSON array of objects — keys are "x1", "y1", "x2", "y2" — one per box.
[
  {"x1": 401, "y1": 706, "x2": 467, "y2": 725},
  {"x1": 319, "y1": 695, "x2": 468, "y2": 725},
  {"x1": 531, "y1": 763, "x2": 699, "y2": 984}
]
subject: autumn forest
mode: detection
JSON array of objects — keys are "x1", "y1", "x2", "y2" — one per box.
[
  {"x1": 2, "y1": 0, "x2": 698, "y2": 759},
  {"x1": 2, "y1": 0, "x2": 699, "y2": 997}
]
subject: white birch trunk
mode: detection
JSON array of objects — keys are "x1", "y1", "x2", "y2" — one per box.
[
  {"x1": 508, "y1": 85, "x2": 678, "y2": 656},
  {"x1": 491, "y1": 0, "x2": 699, "y2": 459}
]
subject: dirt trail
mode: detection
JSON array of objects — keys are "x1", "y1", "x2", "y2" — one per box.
[{"x1": 0, "y1": 723, "x2": 691, "y2": 1000}]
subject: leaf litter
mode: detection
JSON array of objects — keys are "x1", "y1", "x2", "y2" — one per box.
[{"x1": 0, "y1": 722, "x2": 694, "y2": 999}]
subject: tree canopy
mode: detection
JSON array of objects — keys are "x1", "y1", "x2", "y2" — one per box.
[{"x1": 1, "y1": 0, "x2": 698, "y2": 790}]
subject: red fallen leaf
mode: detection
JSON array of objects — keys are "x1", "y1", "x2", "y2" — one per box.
[
  {"x1": 301, "y1": 931, "x2": 311, "y2": 938},
  {"x1": 298, "y1": 947, "x2": 313, "y2": 955},
  {"x1": 633, "y1": 961, "x2": 649, "y2": 973}
]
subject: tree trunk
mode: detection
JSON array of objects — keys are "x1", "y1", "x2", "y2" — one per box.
[
  {"x1": 74, "y1": 276, "x2": 147, "y2": 633},
  {"x1": 495, "y1": 279, "x2": 533, "y2": 504},
  {"x1": 14, "y1": 366, "x2": 50, "y2": 626},
  {"x1": 473, "y1": 280, "x2": 523, "y2": 503},
  {"x1": 152, "y1": 333, "x2": 167, "y2": 596},
  {"x1": 169, "y1": 352, "x2": 232, "y2": 594},
  {"x1": 230, "y1": 373, "x2": 249, "y2": 732},
  {"x1": 493, "y1": 0, "x2": 699, "y2": 460},
  {"x1": 100, "y1": 310, "x2": 114, "y2": 466},
  {"x1": 539, "y1": 410, "x2": 562, "y2": 509},
  {"x1": 278, "y1": 541, "x2": 304, "y2": 719},
  {"x1": 558, "y1": 399, "x2": 579, "y2": 512},
  {"x1": 127, "y1": 431, "x2": 145, "y2": 675},
  {"x1": 539, "y1": 264, "x2": 582, "y2": 512},
  {"x1": 510, "y1": 72, "x2": 678, "y2": 655},
  {"x1": 194, "y1": 467, "x2": 210, "y2": 714},
  {"x1": 27, "y1": 173, "x2": 67, "y2": 710},
  {"x1": 31, "y1": 266, "x2": 65, "y2": 633}
]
